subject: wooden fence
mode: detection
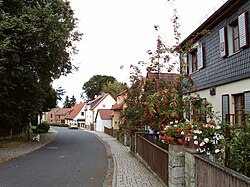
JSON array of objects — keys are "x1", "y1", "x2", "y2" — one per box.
[
  {"x1": 134, "y1": 133, "x2": 250, "y2": 187},
  {"x1": 104, "y1": 126, "x2": 119, "y2": 139},
  {"x1": 195, "y1": 154, "x2": 250, "y2": 187},
  {"x1": 135, "y1": 134, "x2": 168, "y2": 184}
]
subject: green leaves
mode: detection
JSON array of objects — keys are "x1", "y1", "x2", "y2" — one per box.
[
  {"x1": 0, "y1": 0, "x2": 81, "y2": 130},
  {"x1": 82, "y1": 75, "x2": 117, "y2": 101}
]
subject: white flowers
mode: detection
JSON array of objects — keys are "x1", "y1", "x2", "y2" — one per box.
[
  {"x1": 194, "y1": 129, "x2": 202, "y2": 134},
  {"x1": 215, "y1": 149, "x2": 220, "y2": 153},
  {"x1": 164, "y1": 125, "x2": 170, "y2": 130},
  {"x1": 215, "y1": 125, "x2": 221, "y2": 129},
  {"x1": 204, "y1": 138, "x2": 209, "y2": 143}
]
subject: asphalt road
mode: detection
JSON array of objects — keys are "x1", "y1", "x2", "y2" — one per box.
[{"x1": 0, "y1": 127, "x2": 108, "y2": 187}]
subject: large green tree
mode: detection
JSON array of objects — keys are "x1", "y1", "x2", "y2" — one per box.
[
  {"x1": 0, "y1": 0, "x2": 82, "y2": 133},
  {"x1": 81, "y1": 75, "x2": 116, "y2": 101},
  {"x1": 101, "y1": 81, "x2": 128, "y2": 99}
]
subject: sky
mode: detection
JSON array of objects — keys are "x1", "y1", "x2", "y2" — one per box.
[{"x1": 53, "y1": 0, "x2": 228, "y2": 107}]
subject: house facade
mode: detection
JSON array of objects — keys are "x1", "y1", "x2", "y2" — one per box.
[
  {"x1": 45, "y1": 108, "x2": 73, "y2": 124},
  {"x1": 65, "y1": 103, "x2": 86, "y2": 127},
  {"x1": 111, "y1": 90, "x2": 127, "y2": 130},
  {"x1": 181, "y1": 0, "x2": 250, "y2": 123},
  {"x1": 85, "y1": 93, "x2": 116, "y2": 130},
  {"x1": 95, "y1": 109, "x2": 113, "y2": 132}
]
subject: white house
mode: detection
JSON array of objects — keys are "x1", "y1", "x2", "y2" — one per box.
[
  {"x1": 95, "y1": 109, "x2": 113, "y2": 132},
  {"x1": 65, "y1": 103, "x2": 86, "y2": 128},
  {"x1": 85, "y1": 93, "x2": 116, "y2": 130}
]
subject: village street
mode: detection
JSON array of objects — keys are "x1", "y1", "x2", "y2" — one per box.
[{"x1": 0, "y1": 127, "x2": 108, "y2": 187}]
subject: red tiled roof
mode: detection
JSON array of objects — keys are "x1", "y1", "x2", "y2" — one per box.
[
  {"x1": 65, "y1": 103, "x2": 85, "y2": 119},
  {"x1": 111, "y1": 100, "x2": 125, "y2": 110},
  {"x1": 147, "y1": 73, "x2": 178, "y2": 83},
  {"x1": 55, "y1": 108, "x2": 73, "y2": 116},
  {"x1": 98, "y1": 109, "x2": 113, "y2": 120}
]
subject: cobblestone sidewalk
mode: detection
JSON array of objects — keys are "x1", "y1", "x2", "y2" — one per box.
[{"x1": 91, "y1": 131, "x2": 167, "y2": 187}]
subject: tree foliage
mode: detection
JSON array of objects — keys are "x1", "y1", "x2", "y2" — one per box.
[
  {"x1": 0, "y1": 0, "x2": 82, "y2": 131},
  {"x1": 101, "y1": 81, "x2": 128, "y2": 99},
  {"x1": 82, "y1": 75, "x2": 116, "y2": 101},
  {"x1": 63, "y1": 95, "x2": 76, "y2": 108}
]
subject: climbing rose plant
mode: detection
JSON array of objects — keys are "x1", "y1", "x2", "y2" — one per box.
[{"x1": 120, "y1": 1, "x2": 224, "y2": 155}]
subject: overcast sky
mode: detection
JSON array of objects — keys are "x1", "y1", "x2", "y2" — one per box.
[{"x1": 53, "y1": 0, "x2": 227, "y2": 107}]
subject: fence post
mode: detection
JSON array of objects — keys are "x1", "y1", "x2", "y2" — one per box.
[
  {"x1": 184, "y1": 148, "x2": 196, "y2": 187},
  {"x1": 168, "y1": 144, "x2": 185, "y2": 187}
]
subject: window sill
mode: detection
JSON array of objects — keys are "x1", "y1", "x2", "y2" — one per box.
[{"x1": 227, "y1": 50, "x2": 241, "y2": 57}]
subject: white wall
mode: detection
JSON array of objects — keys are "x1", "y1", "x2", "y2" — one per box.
[
  {"x1": 85, "y1": 94, "x2": 116, "y2": 126},
  {"x1": 193, "y1": 78, "x2": 250, "y2": 118}
]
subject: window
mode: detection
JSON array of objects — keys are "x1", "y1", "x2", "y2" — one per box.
[
  {"x1": 185, "y1": 42, "x2": 203, "y2": 74},
  {"x1": 244, "y1": 91, "x2": 250, "y2": 114},
  {"x1": 50, "y1": 114, "x2": 53, "y2": 118},
  {"x1": 184, "y1": 98, "x2": 207, "y2": 122},
  {"x1": 222, "y1": 94, "x2": 230, "y2": 123},
  {"x1": 232, "y1": 22, "x2": 240, "y2": 52},
  {"x1": 234, "y1": 93, "x2": 244, "y2": 124},
  {"x1": 192, "y1": 98, "x2": 207, "y2": 123},
  {"x1": 219, "y1": 12, "x2": 248, "y2": 57},
  {"x1": 81, "y1": 112, "x2": 84, "y2": 116}
]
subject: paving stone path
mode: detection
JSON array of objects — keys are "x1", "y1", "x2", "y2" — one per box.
[{"x1": 91, "y1": 131, "x2": 167, "y2": 187}]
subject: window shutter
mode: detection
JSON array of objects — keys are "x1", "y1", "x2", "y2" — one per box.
[
  {"x1": 219, "y1": 27, "x2": 227, "y2": 57},
  {"x1": 238, "y1": 12, "x2": 248, "y2": 48},
  {"x1": 198, "y1": 43, "x2": 204, "y2": 69},
  {"x1": 222, "y1": 95, "x2": 230, "y2": 122},
  {"x1": 182, "y1": 55, "x2": 188, "y2": 74},
  {"x1": 244, "y1": 92, "x2": 250, "y2": 113},
  {"x1": 188, "y1": 53, "x2": 192, "y2": 73}
]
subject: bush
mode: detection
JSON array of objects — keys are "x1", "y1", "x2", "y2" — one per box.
[
  {"x1": 32, "y1": 122, "x2": 50, "y2": 134},
  {"x1": 38, "y1": 123, "x2": 50, "y2": 131},
  {"x1": 49, "y1": 123, "x2": 68, "y2": 127}
]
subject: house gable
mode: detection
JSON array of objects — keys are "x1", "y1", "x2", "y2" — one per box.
[{"x1": 181, "y1": 0, "x2": 250, "y2": 91}]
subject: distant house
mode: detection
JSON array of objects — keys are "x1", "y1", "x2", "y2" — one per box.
[
  {"x1": 179, "y1": 0, "x2": 250, "y2": 124},
  {"x1": 65, "y1": 103, "x2": 86, "y2": 127},
  {"x1": 95, "y1": 109, "x2": 113, "y2": 132},
  {"x1": 44, "y1": 108, "x2": 73, "y2": 124},
  {"x1": 85, "y1": 93, "x2": 116, "y2": 130},
  {"x1": 111, "y1": 90, "x2": 127, "y2": 130}
]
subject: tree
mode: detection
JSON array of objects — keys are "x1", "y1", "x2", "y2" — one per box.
[
  {"x1": 69, "y1": 95, "x2": 76, "y2": 106},
  {"x1": 82, "y1": 75, "x2": 116, "y2": 101},
  {"x1": 63, "y1": 96, "x2": 71, "y2": 108},
  {"x1": 63, "y1": 95, "x2": 76, "y2": 108},
  {"x1": 0, "y1": 0, "x2": 82, "y2": 134},
  {"x1": 101, "y1": 81, "x2": 128, "y2": 99},
  {"x1": 55, "y1": 87, "x2": 66, "y2": 103}
]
